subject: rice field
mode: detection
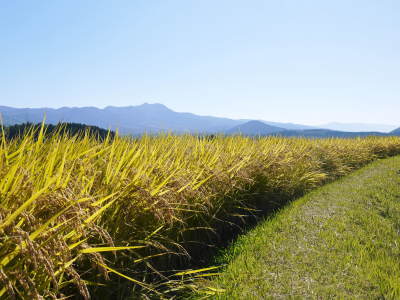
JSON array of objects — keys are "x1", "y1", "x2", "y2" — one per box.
[{"x1": 1, "y1": 125, "x2": 400, "y2": 299}]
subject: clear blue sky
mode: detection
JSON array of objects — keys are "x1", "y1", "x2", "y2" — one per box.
[{"x1": 1, "y1": 0, "x2": 399, "y2": 125}]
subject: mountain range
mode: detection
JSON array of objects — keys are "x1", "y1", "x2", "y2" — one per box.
[
  {"x1": 0, "y1": 103, "x2": 398, "y2": 137},
  {"x1": 0, "y1": 103, "x2": 312, "y2": 134}
]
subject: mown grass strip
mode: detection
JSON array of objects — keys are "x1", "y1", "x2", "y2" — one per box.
[{"x1": 206, "y1": 156, "x2": 400, "y2": 299}]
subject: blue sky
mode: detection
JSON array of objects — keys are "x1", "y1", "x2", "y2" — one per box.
[{"x1": 1, "y1": 0, "x2": 399, "y2": 125}]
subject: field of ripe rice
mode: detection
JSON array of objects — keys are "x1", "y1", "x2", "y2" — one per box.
[{"x1": 1, "y1": 125, "x2": 400, "y2": 299}]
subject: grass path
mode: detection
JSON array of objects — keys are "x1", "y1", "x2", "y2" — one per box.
[{"x1": 207, "y1": 156, "x2": 400, "y2": 299}]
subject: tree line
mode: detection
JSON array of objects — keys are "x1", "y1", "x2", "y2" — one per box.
[{"x1": 1, "y1": 122, "x2": 114, "y2": 140}]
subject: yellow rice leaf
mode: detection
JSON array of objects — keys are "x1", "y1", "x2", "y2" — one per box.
[
  {"x1": 150, "y1": 171, "x2": 176, "y2": 196},
  {"x1": 192, "y1": 174, "x2": 214, "y2": 190},
  {"x1": 98, "y1": 263, "x2": 159, "y2": 294},
  {"x1": 80, "y1": 245, "x2": 146, "y2": 253},
  {"x1": 54, "y1": 257, "x2": 79, "y2": 277},
  {"x1": 194, "y1": 272, "x2": 221, "y2": 278},
  {"x1": 84, "y1": 198, "x2": 116, "y2": 224},
  {"x1": 144, "y1": 225, "x2": 164, "y2": 241},
  {"x1": 205, "y1": 287, "x2": 226, "y2": 293},
  {"x1": 173, "y1": 266, "x2": 221, "y2": 276},
  {"x1": 68, "y1": 239, "x2": 88, "y2": 250},
  {"x1": 90, "y1": 192, "x2": 119, "y2": 207},
  {"x1": 133, "y1": 252, "x2": 171, "y2": 263}
]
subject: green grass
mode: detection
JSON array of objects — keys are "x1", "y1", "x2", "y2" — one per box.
[{"x1": 206, "y1": 156, "x2": 400, "y2": 299}]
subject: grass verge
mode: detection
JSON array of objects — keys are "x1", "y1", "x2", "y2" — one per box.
[{"x1": 206, "y1": 156, "x2": 400, "y2": 299}]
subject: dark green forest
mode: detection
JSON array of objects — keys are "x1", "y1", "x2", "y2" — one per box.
[{"x1": 2, "y1": 122, "x2": 114, "y2": 140}]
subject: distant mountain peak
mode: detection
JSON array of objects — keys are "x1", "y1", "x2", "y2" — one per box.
[
  {"x1": 244, "y1": 120, "x2": 270, "y2": 126},
  {"x1": 391, "y1": 127, "x2": 400, "y2": 135},
  {"x1": 140, "y1": 102, "x2": 169, "y2": 108},
  {"x1": 226, "y1": 120, "x2": 285, "y2": 136},
  {"x1": 141, "y1": 102, "x2": 164, "y2": 106}
]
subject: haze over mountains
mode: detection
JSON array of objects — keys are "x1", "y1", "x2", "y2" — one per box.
[
  {"x1": 227, "y1": 121, "x2": 396, "y2": 138},
  {"x1": 318, "y1": 122, "x2": 398, "y2": 133},
  {"x1": 0, "y1": 103, "x2": 398, "y2": 137}
]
